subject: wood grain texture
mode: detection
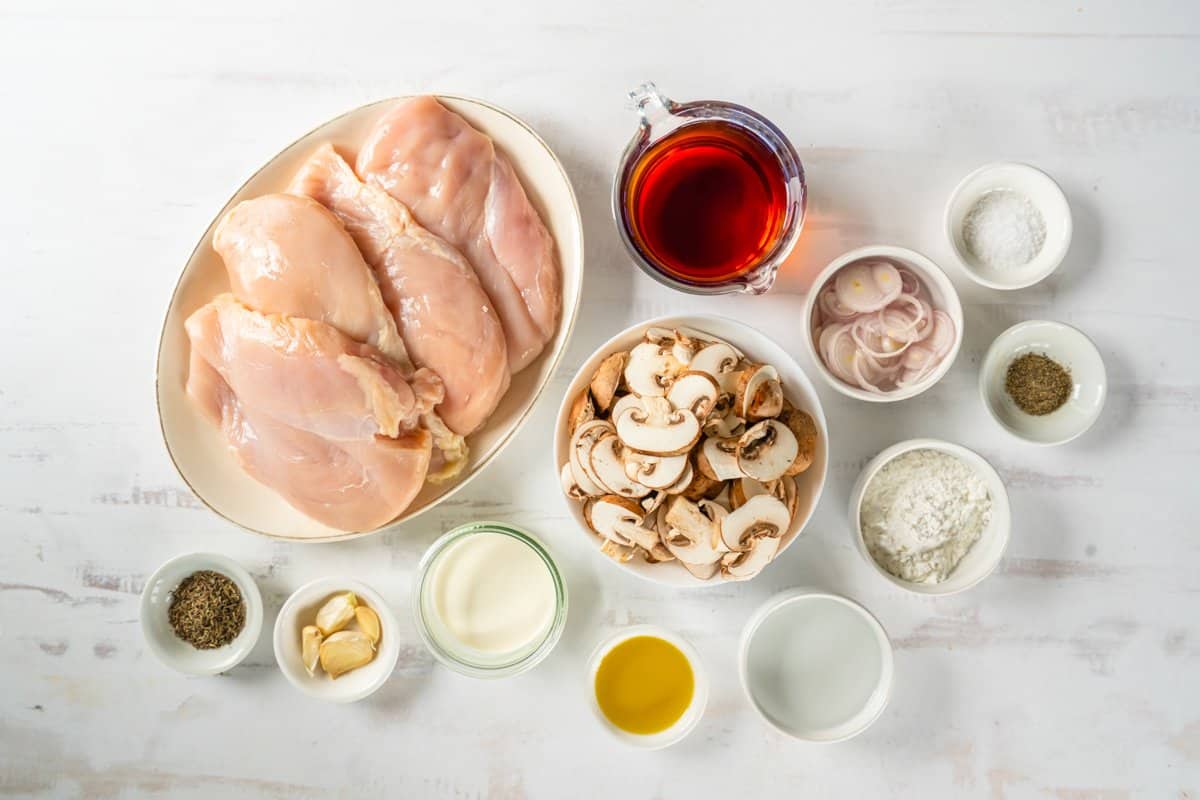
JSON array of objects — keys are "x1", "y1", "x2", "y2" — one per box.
[{"x1": 1, "y1": 0, "x2": 1198, "y2": 797}]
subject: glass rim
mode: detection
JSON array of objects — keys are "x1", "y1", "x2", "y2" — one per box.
[{"x1": 413, "y1": 521, "x2": 568, "y2": 679}]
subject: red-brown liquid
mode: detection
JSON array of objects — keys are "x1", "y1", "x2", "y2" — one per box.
[{"x1": 625, "y1": 121, "x2": 788, "y2": 285}]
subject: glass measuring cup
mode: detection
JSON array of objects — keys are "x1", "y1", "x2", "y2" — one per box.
[{"x1": 612, "y1": 83, "x2": 806, "y2": 295}]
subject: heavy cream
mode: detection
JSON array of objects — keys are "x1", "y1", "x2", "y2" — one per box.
[{"x1": 427, "y1": 531, "x2": 557, "y2": 657}]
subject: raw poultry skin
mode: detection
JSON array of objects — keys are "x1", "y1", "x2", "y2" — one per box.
[
  {"x1": 213, "y1": 193, "x2": 411, "y2": 367},
  {"x1": 186, "y1": 294, "x2": 442, "y2": 442},
  {"x1": 356, "y1": 96, "x2": 561, "y2": 373},
  {"x1": 187, "y1": 351, "x2": 432, "y2": 532},
  {"x1": 289, "y1": 144, "x2": 510, "y2": 436}
]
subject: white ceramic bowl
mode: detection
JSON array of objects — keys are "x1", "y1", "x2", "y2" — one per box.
[
  {"x1": 554, "y1": 314, "x2": 830, "y2": 587},
  {"x1": 586, "y1": 625, "x2": 708, "y2": 749},
  {"x1": 740, "y1": 589, "x2": 893, "y2": 742},
  {"x1": 802, "y1": 245, "x2": 964, "y2": 403},
  {"x1": 945, "y1": 162, "x2": 1073, "y2": 290},
  {"x1": 156, "y1": 95, "x2": 584, "y2": 541},
  {"x1": 141, "y1": 553, "x2": 264, "y2": 676},
  {"x1": 980, "y1": 320, "x2": 1107, "y2": 445},
  {"x1": 848, "y1": 438, "x2": 1011, "y2": 595},
  {"x1": 273, "y1": 577, "x2": 401, "y2": 703}
]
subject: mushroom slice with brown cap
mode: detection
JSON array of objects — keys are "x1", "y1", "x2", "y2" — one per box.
[
  {"x1": 641, "y1": 490, "x2": 667, "y2": 516},
  {"x1": 721, "y1": 534, "x2": 781, "y2": 581},
  {"x1": 600, "y1": 539, "x2": 637, "y2": 564},
  {"x1": 730, "y1": 475, "x2": 799, "y2": 516},
  {"x1": 662, "y1": 462, "x2": 694, "y2": 495},
  {"x1": 697, "y1": 436, "x2": 744, "y2": 481},
  {"x1": 778, "y1": 405, "x2": 818, "y2": 476},
  {"x1": 681, "y1": 559, "x2": 720, "y2": 580},
  {"x1": 589, "y1": 434, "x2": 651, "y2": 498},
  {"x1": 560, "y1": 462, "x2": 589, "y2": 501},
  {"x1": 569, "y1": 419, "x2": 613, "y2": 496},
  {"x1": 719, "y1": 494, "x2": 792, "y2": 552},
  {"x1": 610, "y1": 392, "x2": 643, "y2": 424},
  {"x1": 624, "y1": 341, "x2": 684, "y2": 397},
  {"x1": 589, "y1": 351, "x2": 628, "y2": 413},
  {"x1": 680, "y1": 468, "x2": 724, "y2": 501},
  {"x1": 623, "y1": 450, "x2": 689, "y2": 491},
  {"x1": 736, "y1": 420, "x2": 800, "y2": 483},
  {"x1": 615, "y1": 396, "x2": 700, "y2": 456},
  {"x1": 567, "y1": 389, "x2": 595, "y2": 435},
  {"x1": 688, "y1": 342, "x2": 742, "y2": 395},
  {"x1": 666, "y1": 371, "x2": 721, "y2": 420},
  {"x1": 585, "y1": 495, "x2": 654, "y2": 547},
  {"x1": 735, "y1": 364, "x2": 784, "y2": 421},
  {"x1": 662, "y1": 496, "x2": 727, "y2": 566}
]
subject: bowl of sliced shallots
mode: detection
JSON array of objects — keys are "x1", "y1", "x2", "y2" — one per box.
[
  {"x1": 555, "y1": 316, "x2": 829, "y2": 587},
  {"x1": 803, "y1": 245, "x2": 963, "y2": 402}
]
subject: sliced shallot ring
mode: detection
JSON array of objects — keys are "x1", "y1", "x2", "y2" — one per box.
[
  {"x1": 825, "y1": 325, "x2": 859, "y2": 383},
  {"x1": 898, "y1": 267, "x2": 921, "y2": 296},
  {"x1": 835, "y1": 262, "x2": 892, "y2": 313},
  {"x1": 870, "y1": 261, "x2": 903, "y2": 305},
  {"x1": 850, "y1": 352, "x2": 886, "y2": 394},
  {"x1": 852, "y1": 317, "x2": 911, "y2": 361},
  {"x1": 819, "y1": 285, "x2": 857, "y2": 322},
  {"x1": 927, "y1": 311, "x2": 956, "y2": 358}
]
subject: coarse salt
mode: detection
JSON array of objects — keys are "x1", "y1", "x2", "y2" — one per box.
[{"x1": 962, "y1": 189, "x2": 1046, "y2": 270}]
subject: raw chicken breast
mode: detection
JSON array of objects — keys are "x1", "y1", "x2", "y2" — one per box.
[
  {"x1": 289, "y1": 144, "x2": 510, "y2": 436},
  {"x1": 186, "y1": 294, "x2": 442, "y2": 441},
  {"x1": 356, "y1": 96, "x2": 561, "y2": 373},
  {"x1": 187, "y1": 352, "x2": 432, "y2": 532},
  {"x1": 213, "y1": 193, "x2": 411, "y2": 367}
]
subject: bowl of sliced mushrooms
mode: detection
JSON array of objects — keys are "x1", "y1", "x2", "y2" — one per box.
[{"x1": 555, "y1": 316, "x2": 829, "y2": 586}]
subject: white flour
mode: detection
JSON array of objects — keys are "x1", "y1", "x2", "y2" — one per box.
[{"x1": 859, "y1": 449, "x2": 992, "y2": 584}]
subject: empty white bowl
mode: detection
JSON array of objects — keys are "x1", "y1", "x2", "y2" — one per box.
[
  {"x1": 848, "y1": 438, "x2": 1011, "y2": 595},
  {"x1": 273, "y1": 577, "x2": 401, "y2": 703},
  {"x1": 554, "y1": 314, "x2": 829, "y2": 587},
  {"x1": 739, "y1": 589, "x2": 893, "y2": 742},
  {"x1": 586, "y1": 625, "x2": 708, "y2": 749},
  {"x1": 141, "y1": 552, "x2": 264, "y2": 675},
  {"x1": 802, "y1": 245, "x2": 964, "y2": 403},
  {"x1": 945, "y1": 162, "x2": 1072, "y2": 290},
  {"x1": 980, "y1": 320, "x2": 1107, "y2": 446}
]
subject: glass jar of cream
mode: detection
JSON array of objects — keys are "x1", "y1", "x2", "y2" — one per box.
[{"x1": 414, "y1": 522, "x2": 567, "y2": 678}]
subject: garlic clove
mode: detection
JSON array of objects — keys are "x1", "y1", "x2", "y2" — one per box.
[
  {"x1": 315, "y1": 592, "x2": 357, "y2": 636},
  {"x1": 301, "y1": 625, "x2": 323, "y2": 677},
  {"x1": 318, "y1": 630, "x2": 375, "y2": 678},
  {"x1": 354, "y1": 606, "x2": 382, "y2": 647}
]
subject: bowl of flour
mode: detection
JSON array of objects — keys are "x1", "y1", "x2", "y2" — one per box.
[{"x1": 849, "y1": 439, "x2": 1010, "y2": 595}]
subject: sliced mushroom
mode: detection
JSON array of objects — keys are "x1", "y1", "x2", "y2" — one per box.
[
  {"x1": 662, "y1": 496, "x2": 728, "y2": 566},
  {"x1": 641, "y1": 490, "x2": 667, "y2": 516},
  {"x1": 585, "y1": 495, "x2": 654, "y2": 547},
  {"x1": 688, "y1": 343, "x2": 741, "y2": 395},
  {"x1": 719, "y1": 494, "x2": 792, "y2": 552},
  {"x1": 623, "y1": 341, "x2": 684, "y2": 397},
  {"x1": 778, "y1": 405, "x2": 818, "y2": 476},
  {"x1": 590, "y1": 434, "x2": 651, "y2": 498},
  {"x1": 560, "y1": 462, "x2": 589, "y2": 501},
  {"x1": 666, "y1": 371, "x2": 720, "y2": 420},
  {"x1": 615, "y1": 396, "x2": 700, "y2": 456},
  {"x1": 681, "y1": 559, "x2": 720, "y2": 580},
  {"x1": 569, "y1": 419, "x2": 612, "y2": 495},
  {"x1": 735, "y1": 364, "x2": 784, "y2": 421},
  {"x1": 778, "y1": 474, "x2": 800, "y2": 518},
  {"x1": 589, "y1": 351, "x2": 628, "y2": 413},
  {"x1": 623, "y1": 450, "x2": 689, "y2": 491},
  {"x1": 680, "y1": 468, "x2": 725, "y2": 501},
  {"x1": 600, "y1": 539, "x2": 637, "y2": 563},
  {"x1": 736, "y1": 420, "x2": 800, "y2": 483},
  {"x1": 729, "y1": 477, "x2": 771, "y2": 509},
  {"x1": 720, "y1": 534, "x2": 781, "y2": 581},
  {"x1": 640, "y1": 541, "x2": 674, "y2": 563},
  {"x1": 611, "y1": 392, "x2": 643, "y2": 423},
  {"x1": 643, "y1": 327, "x2": 705, "y2": 365},
  {"x1": 567, "y1": 389, "x2": 594, "y2": 435},
  {"x1": 662, "y1": 461, "x2": 695, "y2": 495},
  {"x1": 703, "y1": 411, "x2": 746, "y2": 439},
  {"x1": 697, "y1": 436, "x2": 744, "y2": 481}
]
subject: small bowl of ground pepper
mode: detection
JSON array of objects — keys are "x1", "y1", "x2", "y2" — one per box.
[
  {"x1": 980, "y1": 320, "x2": 1107, "y2": 446},
  {"x1": 141, "y1": 553, "x2": 264, "y2": 675}
]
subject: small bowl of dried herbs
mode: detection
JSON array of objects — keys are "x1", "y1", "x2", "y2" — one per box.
[
  {"x1": 980, "y1": 320, "x2": 1107, "y2": 446},
  {"x1": 141, "y1": 553, "x2": 264, "y2": 675}
]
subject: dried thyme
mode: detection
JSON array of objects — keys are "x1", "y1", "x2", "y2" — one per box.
[
  {"x1": 168, "y1": 570, "x2": 245, "y2": 649},
  {"x1": 1005, "y1": 353, "x2": 1072, "y2": 416}
]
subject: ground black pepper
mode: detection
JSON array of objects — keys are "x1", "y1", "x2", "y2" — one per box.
[
  {"x1": 168, "y1": 570, "x2": 246, "y2": 649},
  {"x1": 1005, "y1": 353, "x2": 1072, "y2": 416}
]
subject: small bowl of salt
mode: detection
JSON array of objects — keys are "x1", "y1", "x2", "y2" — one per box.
[{"x1": 945, "y1": 162, "x2": 1072, "y2": 290}]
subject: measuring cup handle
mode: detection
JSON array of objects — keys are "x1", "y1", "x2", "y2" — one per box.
[{"x1": 628, "y1": 82, "x2": 677, "y2": 128}]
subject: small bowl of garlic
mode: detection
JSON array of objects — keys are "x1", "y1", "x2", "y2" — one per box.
[{"x1": 273, "y1": 577, "x2": 400, "y2": 703}]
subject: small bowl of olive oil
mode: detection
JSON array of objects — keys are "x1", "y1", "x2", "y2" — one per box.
[{"x1": 587, "y1": 625, "x2": 708, "y2": 749}]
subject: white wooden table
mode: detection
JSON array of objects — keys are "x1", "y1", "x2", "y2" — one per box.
[{"x1": 3, "y1": 1, "x2": 1198, "y2": 796}]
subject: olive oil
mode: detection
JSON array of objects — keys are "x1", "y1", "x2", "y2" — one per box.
[{"x1": 594, "y1": 635, "x2": 694, "y2": 735}]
